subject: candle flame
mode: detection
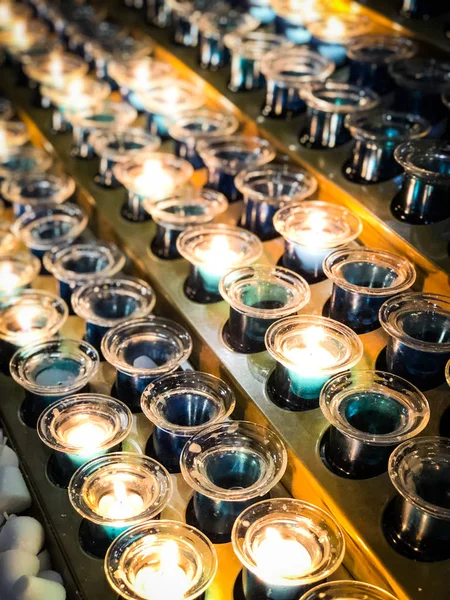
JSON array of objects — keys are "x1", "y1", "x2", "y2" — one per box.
[
  {"x1": 324, "y1": 16, "x2": 345, "y2": 38},
  {"x1": 135, "y1": 540, "x2": 190, "y2": 600},
  {"x1": 64, "y1": 421, "x2": 107, "y2": 450},
  {"x1": 284, "y1": 326, "x2": 335, "y2": 374},
  {"x1": 164, "y1": 86, "x2": 181, "y2": 106},
  {"x1": 253, "y1": 527, "x2": 313, "y2": 580},
  {"x1": 0, "y1": 262, "x2": 20, "y2": 291},
  {"x1": 15, "y1": 305, "x2": 40, "y2": 332},
  {"x1": 134, "y1": 159, "x2": 174, "y2": 201},
  {"x1": 68, "y1": 78, "x2": 84, "y2": 98},
  {"x1": 12, "y1": 19, "x2": 26, "y2": 43},
  {"x1": 0, "y1": 4, "x2": 12, "y2": 24},
  {"x1": 135, "y1": 63, "x2": 149, "y2": 86}
]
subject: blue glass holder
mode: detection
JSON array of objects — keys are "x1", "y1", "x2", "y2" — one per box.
[
  {"x1": 279, "y1": 241, "x2": 330, "y2": 284},
  {"x1": 184, "y1": 264, "x2": 222, "y2": 304},
  {"x1": 146, "y1": 0, "x2": 171, "y2": 27},
  {"x1": 246, "y1": 0, "x2": 275, "y2": 24},
  {"x1": 274, "y1": 13, "x2": 311, "y2": 44},
  {"x1": 310, "y1": 37, "x2": 346, "y2": 68}
]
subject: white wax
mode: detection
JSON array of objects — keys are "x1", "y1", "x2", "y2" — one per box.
[
  {"x1": 0, "y1": 447, "x2": 19, "y2": 468},
  {"x1": 11, "y1": 575, "x2": 66, "y2": 600},
  {"x1": 0, "y1": 467, "x2": 32, "y2": 514},
  {"x1": 0, "y1": 516, "x2": 44, "y2": 555},
  {"x1": 37, "y1": 550, "x2": 52, "y2": 572},
  {"x1": 39, "y1": 570, "x2": 63, "y2": 585},
  {"x1": 0, "y1": 550, "x2": 40, "y2": 594}
]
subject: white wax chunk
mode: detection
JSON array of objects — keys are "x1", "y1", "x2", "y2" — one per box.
[
  {"x1": 37, "y1": 550, "x2": 51, "y2": 571},
  {"x1": 133, "y1": 355, "x2": 157, "y2": 369},
  {"x1": 0, "y1": 447, "x2": 19, "y2": 468},
  {"x1": 39, "y1": 570, "x2": 63, "y2": 585},
  {"x1": 0, "y1": 467, "x2": 32, "y2": 514},
  {"x1": 0, "y1": 516, "x2": 44, "y2": 554},
  {"x1": 11, "y1": 575, "x2": 66, "y2": 600},
  {"x1": 0, "y1": 550, "x2": 40, "y2": 594}
]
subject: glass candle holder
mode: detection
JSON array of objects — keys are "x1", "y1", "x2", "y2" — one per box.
[
  {"x1": 265, "y1": 315, "x2": 363, "y2": 411},
  {"x1": 198, "y1": 135, "x2": 275, "y2": 202},
  {"x1": 1, "y1": 171, "x2": 76, "y2": 217},
  {"x1": 232, "y1": 498, "x2": 345, "y2": 600},
  {"x1": 102, "y1": 316, "x2": 192, "y2": 413},
  {"x1": 1, "y1": 20, "x2": 51, "y2": 65},
  {"x1": 12, "y1": 202, "x2": 88, "y2": 268},
  {"x1": 10, "y1": 337, "x2": 99, "y2": 428},
  {"x1": 385, "y1": 437, "x2": 450, "y2": 561},
  {"x1": 299, "y1": 581, "x2": 399, "y2": 600},
  {"x1": 299, "y1": 82, "x2": 379, "y2": 150},
  {"x1": 343, "y1": 110, "x2": 430, "y2": 184},
  {"x1": 379, "y1": 293, "x2": 450, "y2": 390},
  {"x1": 181, "y1": 421, "x2": 287, "y2": 540},
  {"x1": 235, "y1": 165, "x2": 318, "y2": 241},
  {"x1": 274, "y1": 202, "x2": 362, "y2": 284},
  {"x1": 320, "y1": 370, "x2": 429, "y2": 479},
  {"x1": 37, "y1": 394, "x2": 133, "y2": 487},
  {"x1": 68, "y1": 452, "x2": 172, "y2": 558},
  {"x1": 223, "y1": 32, "x2": 290, "y2": 93},
  {"x1": 0, "y1": 146, "x2": 53, "y2": 191},
  {"x1": 0, "y1": 251, "x2": 40, "y2": 300},
  {"x1": 43, "y1": 242, "x2": 126, "y2": 309},
  {"x1": 307, "y1": 13, "x2": 372, "y2": 68},
  {"x1": 389, "y1": 58, "x2": 450, "y2": 134},
  {"x1": 166, "y1": 0, "x2": 200, "y2": 47},
  {"x1": 142, "y1": 371, "x2": 235, "y2": 473},
  {"x1": 72, "y1": 277, "x2": 156, "y2": 354},
  {"x1": 220, "y1": 266, "x2": 310, "y2": 354},
  {"x1": 0, "y1": 224, "x2": 21, "y2": 255},
  {"x1": 347, "y1": 35, "x2": 418, "y2": 96},
  {"x1": 114, "y1": 153, "x2": 194, "y2": 222},
  {"x1": 0, "y1": 289, "x2": 68, "y2": 373},
  {"x1": 323, "y1": 248, "x2": 416, "y2": 335},
  {"x1": 197, "y1": 9, "x2": 259, "y2": 71},
  {"x1": 0, "y1": 121, "x2": 29, "y2": 152},
  {"x1": 89, "y1": 128, "x2": 161, "y2": 188},
  {"x1": 169, "y1": 110, "x2": 239, "y2": 170},
  {"x1": 392, "y1": 141, "x2": 450, "y2": 225},
  {"x1": 260, "y1": 47, "x2": 335, "y2": 119},
  {"x1": 177, "y1": 224, "x2": 263, "y2": 303},
  {"x1": 68, "y1": 101, "x2": 137, "y2": 159},
  {"x1": 147, "y1": 189, "x2": 228, "y2": 260},
  {"x1": 105, "y1": 520, "x2": 217, "y2": 600},
  {"x1": 140, "y1": 78, "x2": 204, "y2": 140}
]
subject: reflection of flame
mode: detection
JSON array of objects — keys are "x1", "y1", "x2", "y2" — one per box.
[
  {"x1": 134, "y1": 160, "x2": 174, "y2": 201},
  {"x1": 253, "y1": 527, "x2": 313, "y2": 579},
  {"x1": 68, "y1": 78, "x2": 84, "y2": 98},
  {"x1": 0, "y1": 262, "x2": 20, "y2": 290},
  {"x1": 135, "y1": 540, "x2": 190, "y2": 600},
  {"x1": 15, "y1": 305, "x2": 40, "y2": 332},
  {"x1": 324, "y1": 16, "x2": 346, "y2": 38},
  {"x1": 12, "y1": 19, "x2": 26, "y2": 44}
]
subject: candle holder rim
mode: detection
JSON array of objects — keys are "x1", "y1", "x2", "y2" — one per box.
[
  {"x1": 197, "y1": 135, "x2": 276, "y2": 175},
  {"x1": 68, "y1": 452, "x2": 173, "y2": 525},
  {"x1": 394, "y1": 140, "x2": 450, "y2": 184},
  {"x1": 168, "y1": 109, "x2": 239, "y2": 142},
  {"x1": 232, "y1": 497, "x2": 345, "y2": 585},
  {"x1": 273, "y1": 201, "x2": 362, "y2": 248},
  {"x1": 235, "y1": 165, "x2": 318, "y2": 205},
  {"x1": 108, "y1": 57, "x2": 173, "y2": 91},
  {"x1": 43, "y1": 241, "x2": 126, "y2": 284},
  {"x1": 345, "y1": 110, "x2": 431, "y2": 144},
  {"x1": 40, "y1": 77, "x2": 111, "y2": 109},
  {"x1": 298, "y1": 580, "x2": 399, "y2": 600},
  {"x1": 0, "y1": 146, "x2": 53, "y2": 177},
  {"x1": 0, "y1": 120, "x2": 29, "y2": 146},
  {"x1": 388, "y1": 436, "x2": 450, "y2": 520},
  {"x1": 146, "y1": 189, "x2": 228, "y2": 228},
  {"x1": 346, "y1": 34, "x2": 418, "y2": 64},
  {"x1": 23, "y1": 50, "x2": 89, "y2": 83},
  {"x1": 265, "y1": 315, "x2": 364, "y2": 376},
  {"x1": 260, "y1": 47, "x2": 335, "y2": 84},
  {"x1": 72, "y1": 277, "x2": 156, "y2": 328},
  {"x1": 319, "y1": 370, "x2": 430, "y2": 447},
  {"x1": 1, "y1": 171, "x2": 76, "y2": 206},
  {"x1": 0, "y1": 250, "x2": 40, "y2": 291},
  {"x1": 388, "y1": 58, "x2": 450, "y2": 92},
  {"x1": 9, "y1": 337, "x2": 100, "y2": 395},
  {"x1": 197, "y1": 9, "x2": 260, "y2": 37},
  {"x1": 37, "y1": 393, "x2": 133, "y2": 454},
  {"x1": 139, "y1": 78, "x2": 205, "y2": 116},
  {"x1": 219, "y1": 265, "x2": 311, "y2": 319},
  {"x1": 89, "y1": 127, "x2": 161, "y2": 162},
  {"x1": 301, "y1": 82, "x2": 380, "y2": 114},
  {"x1": 141, "y1": 370, "x2": 235, "y2": 435},
  {"x1": 68, "y1": 101, "x2": 137, "y2": 129},
  {"x1": 101, "y1": 315, "x2": 192, "y2": 376},
  {"x1": 223, "y1": 30, "x2": 292, "y2": 58},
  {"x1": 104, "y1": 519, "x2": 218, "y2": 600},
  {"x1": 180, "y1": 419, "x2": 287, "y2": 501},
  {"x1": 323, "y1": 248, "x2": 416, "y2": 297},
  {"x1": 305, "y1": 12, "x2": 372, "y2": 41},
  {"x1": 379, "y1": 292, "x2": 450, "y2": 353}
]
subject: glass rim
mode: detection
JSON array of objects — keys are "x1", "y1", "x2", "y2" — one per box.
[
  {"x1": 306, "y1": 12, "x2": 372, "y2": 42},
  {"x1": 0, "y1": 120, "x2": 29, "y2": 147},
  {"x1": 346, "y1": 34, "x2": 418, "y2": 64},
  {"x1": 0, "y1": 250, "x2": 41, "y2": 291},
  {"x1": 168, "y1": 110, "x2": 239, "y2": 142},
  {"x1": 1, "y1": 171, "x2": 76, "y2": 206},
  {"x1": 219, "y1": 265, "x2": 311, "y2": 318},
  {"x1": 261, "y1": 47, "x2": 335, "y2": 84},
  {"x1": 320, "y1": 370, "x2": 429, "y2": 446},
  {"x1": 323, "y1": 248, "x2": 416, "y2": 297},
  {"x1": 299, "y1": 580, "x2": 399, "y2": 600},
  {"x1": 196, "y1": 135, "x2": 275, "y2": 175},
  {"x1": 394, "y1": 140, "x2": 450, "y2": 184},
  {"x1": 232, "y1": 498, "x2": 345, "y2": 585},
  {"x1": 141, "y1": 370, "x2": 235, "y2": 436},
  {"x1": 146, "y1": 189, "x2": 228, "y2": 228},
  {"x1": 389, "y1": 436, "x2": 450, "y2": 520},
  {"x1": 109, "y1": 57, "x2": 173, "y2": 91},
  {"x1": 379, "y1": 292, "x2": 450, "y2": 353},
  {"x1": 101, "y1": 316, "x2": 192, "y2": 376},
  {"x1": 0, "y1": 146, "x2": 53, "y2": 178},
  {"x1": 68, "y1": 101, "x2": 137, "y2": 129},
  {"x1": 446, "y1": 359, "x2": 450, "y2": 387},
  {"x1": 345, "y1": 110, "x2": 430, "y2": 143},
  {"x1": 223, "y1": 31, "x2": 292, "y2": 59},
  {"x1": 9, "y1": 337, "x2": 100, "y2": 395},
  {"x1": 265, "y1": 315, "x2": 364, "y2": 375},
  {"x1": 301, "y1": 82, "x2": 379, "y2": 114},
  {"x1": 388, "y1": 58, "x2": 450, "y2": 92},
  {"x1": 197, "y1": 10, "x2": 259, "y2": 37},
  {"x1": 23, "y1": 50, "x2": 88, "y2": 83},
  {"x1": 68, "y1": 452, "x2": 172, "y2": 525},
  {"x1": 88, "y1": 127, "x2": 161, "y2": 162},
  {"x1": 41, "y1": 77, "x2": 111, "y2": 109},
  {"x1": 139, "y1": 78, "x2": 205, "y2": 116}
]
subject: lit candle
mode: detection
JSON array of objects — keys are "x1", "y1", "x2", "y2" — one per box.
[
  {"x1": 253, "y1": 528, "x2": 312, "y2": 579},
  {"x1": 13, "y1": 305, "x2": 46, "y2": 348},
  {"x1": 133, "y1": 159, "x2": 175, "y2": 201},
  {"x1": 11, "y1": 20, "x2": 28, "y2": 50},
  {"x1": 49, "y1": 55, "x2": 64, "y2": 89},
  {"x1": 64, "y1": 420, "x2": 108, "y2": 453},
  {"x1": 97, "y1": 480, "x2": 144, "y2": 520},
  {"x1": 0, "y1": 4, "x2": 11, "y2": 25},
  {"x1": 323, "y1": 16, "x2": 345, "y2": 39},
  {"x1": 196, "y1": 234, "x2": 243, "y2": 293},
  {"x1": 0, "y1": 263, "x2": 20, "y2": 292}
]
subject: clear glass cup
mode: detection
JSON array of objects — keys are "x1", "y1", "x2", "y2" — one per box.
[
  {"x1": 166, "y1": 0, "x2": 201, "y2": 47},
  {"x1": 0, "y1": 251, "x2": 41, "y2": 300},
  {"x1": 0, "y1": 121, "x2": 29, "y2": 150},
  {"x1": 299, "y1": 581, "x2": 399, "y2": 600},
  {"x1": 23, "y1": 49, "x2": 88, "y2": 88},
  {"x1": 0, "y1": 146, "x2": 53, "y2": 185}
]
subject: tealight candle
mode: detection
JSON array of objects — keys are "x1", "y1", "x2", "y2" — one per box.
[
  {"x1": 102, "y1": 316, "x2": 192, "y2": 413},
  {"x1": 114, "y1": 153, "x2": 193, "y2": 222},
  {"x1": 320, "y1": 370, "x2": 429, "y2": 479},
  {"x1": 274, "y1": 202, "x2": 362, "y2": 284},
  {"x1": 142, "y1": 371, "x2": 235, "y2": 473},
  {"x1": 323, "y1": 248, "x2": 416, "y2": 334},
  {"x1": 232, "y1": 498, "x2": 345, "y2": 600},
  {"x1": 198, "y1": 135, "x2": 275, "y2": 202},
  {"x1": 68, "y1": 453, "x2": 172, "y2": 558},
  {"x1": 260, "y1": 47, "x2": 335, "y2": 119},
  {"x1": 37, "y1": 394, "x2": 132, "y2": 487},
  {"x1": 140, "y1": 78, "x2": 205, "y2": 139},
  {"x1": 0, "y1": 252, "x2": 40, "y2": 300},
  {"x1": 235, "y1": 165, "x2": 318, "y2": 240},
  {"x1": 220, "y1": 266, "x2": 311, "y2": 354},
  {"x1": 299, "y1": 581, "x2": 399, "y2": 600},
  {"x1": 177, "y1": 223, "x2": 263, "y2": 303},
  {"x1": 105, "y1": 521, "x2": 218, "y2": 600},
  {"x1": 265, "y1": 315, "x2": 363, "y2": 410},
  {"x1": 10, "y1": 338, "x2": 100, "y2": 427},
  {"x1": 379, "y1": 293, "x2": 450, "y2": 390},
  {"x1": 181, "y1": 421, "x2": 287, "y2": 540},
  {"x1": 169, "y1": 110, "x2": 239, "y2": 170}
]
